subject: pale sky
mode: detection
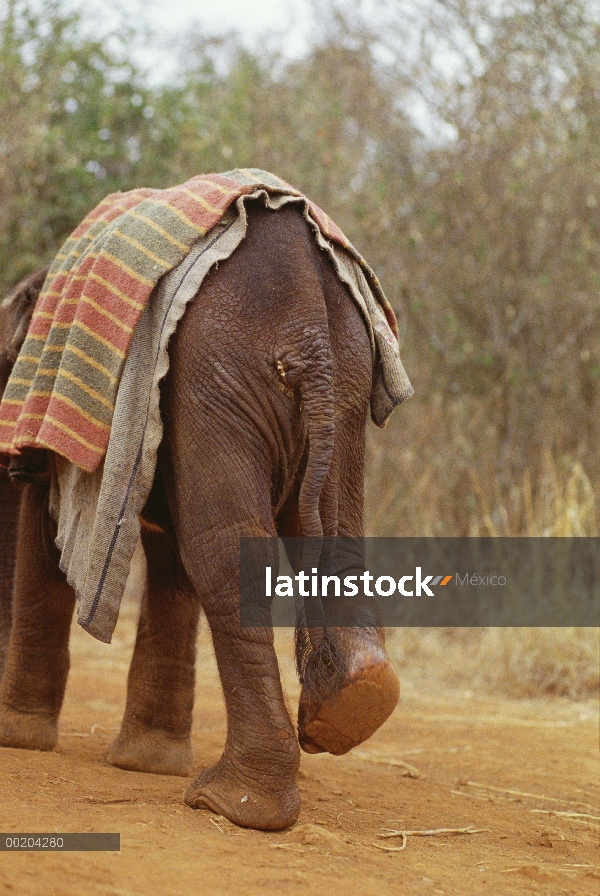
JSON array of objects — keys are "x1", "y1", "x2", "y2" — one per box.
[
  {"x1": 143, "y1": 0, "x2": 313, "y2": 50},
  {"x1": 82, "y1": 0, "x2": 317, "y2": 78},
  {"x1": 73, "y1": 0, "x2": 412, "y2": 93}
]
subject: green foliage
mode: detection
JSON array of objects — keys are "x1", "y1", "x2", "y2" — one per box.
[
  {"x1": 363, "y1": 0, "x2": 600, "y2": 533},
  {"x1": 0, "y1": 0, "x2": 161, "y2": 286}
]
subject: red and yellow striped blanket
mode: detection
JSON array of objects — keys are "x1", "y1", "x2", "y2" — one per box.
[{"x1": 0, "y1": 168, "x2": 398, "y2": 472}]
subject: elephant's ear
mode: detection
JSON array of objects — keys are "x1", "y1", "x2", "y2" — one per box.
[
  {"x1": 3, "y1": 265, "x2": 50, "y2": 362},
  {"x1": 0, "y1": 265, "x2": 50, "y2": 395}
]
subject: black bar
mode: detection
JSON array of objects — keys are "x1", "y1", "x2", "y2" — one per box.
[
  {"x1": 240, "y1": 537, "x2": 600, "y2": 627},
  {"x1": 0, "y1": 834, "x2": 120, "y2": 851}
]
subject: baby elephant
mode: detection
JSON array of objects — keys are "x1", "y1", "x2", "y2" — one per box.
[{"x1": 0, "y1": 203, "x2": 400, "y2": 830}]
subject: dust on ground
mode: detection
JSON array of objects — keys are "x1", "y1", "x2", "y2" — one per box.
[{"x1": 0, "y1": 603, "x2": 598, "y2": 896}]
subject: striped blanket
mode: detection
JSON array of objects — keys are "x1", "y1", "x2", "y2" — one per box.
[{"x1": 0, "y1": 169, "x2": 399, "y2": 473}]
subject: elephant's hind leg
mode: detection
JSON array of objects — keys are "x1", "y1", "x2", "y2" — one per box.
[
  {"x1": 180, "y1": 521, "x2": 300, "y2": 832},
  {"x1": 0, "y1": 481, "x2": 75, "y2": 750},
  {"x1": 159, "y1": 436, "x2": 300, "y2": 828},
  {"x1": 105, "y1": 523, "x2": 200, "y2": 776}
]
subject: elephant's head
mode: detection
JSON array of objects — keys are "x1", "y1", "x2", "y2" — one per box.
[
  {"x1": 0, "y1": 266, "x2": 50, "y2": 481},
  {"x1": 0, "y1": 266, "x2": 49, "y2": 397}
]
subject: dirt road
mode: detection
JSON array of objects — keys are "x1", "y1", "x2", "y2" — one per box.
[{"x1": 1, "y1": 608, "x2": 598, "y2": 895}]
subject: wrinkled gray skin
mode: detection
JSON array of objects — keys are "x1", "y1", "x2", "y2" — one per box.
[{"x1": 0, "y1": 204, "x2": 399, "y2": 831}]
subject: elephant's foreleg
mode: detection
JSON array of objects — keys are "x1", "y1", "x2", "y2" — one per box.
[
  {"x1": 106, "y1": 524, "x2": 200, "y2": 776},
  {"x1": 0, "y1": 471, "x2": 21, "y2": 681},
  {"x1": 0, "y1": 481, "x2": 75, "y2": 750}
]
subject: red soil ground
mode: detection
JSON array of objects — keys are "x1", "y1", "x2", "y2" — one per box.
[{"x1": 0, "y1": 607, "x2": 598, "y2": 896}]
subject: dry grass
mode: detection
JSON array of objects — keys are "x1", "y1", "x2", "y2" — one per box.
[
  {"x1": 467, "y1": 455, "x2": 598, "y2": 537},
  {"x1": 386, "y1": 626, "x2": 598, "y2": 700},
  {"x1": 369, "y1": 451, "x2": 599, "y2": 700},
  {"x1": 365, "y1": 405, "x2": 599, "y2": 538},
  {"x1": 477, "y1": 628, "x2": 598, "y2": 698}
]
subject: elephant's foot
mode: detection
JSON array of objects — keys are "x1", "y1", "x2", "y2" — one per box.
[
  {"x1": 0, "y1": 704, "x2": 58, "y2": 751},
  {"x1": 298, "y1": 638, "x2": 400, "y2": 755},
  {"x1": 106, "y1": 725, "x2": 193, "y2": 776},
  {"x1": 184, "y1": 752, "x2": 300, "y2": 831}
]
